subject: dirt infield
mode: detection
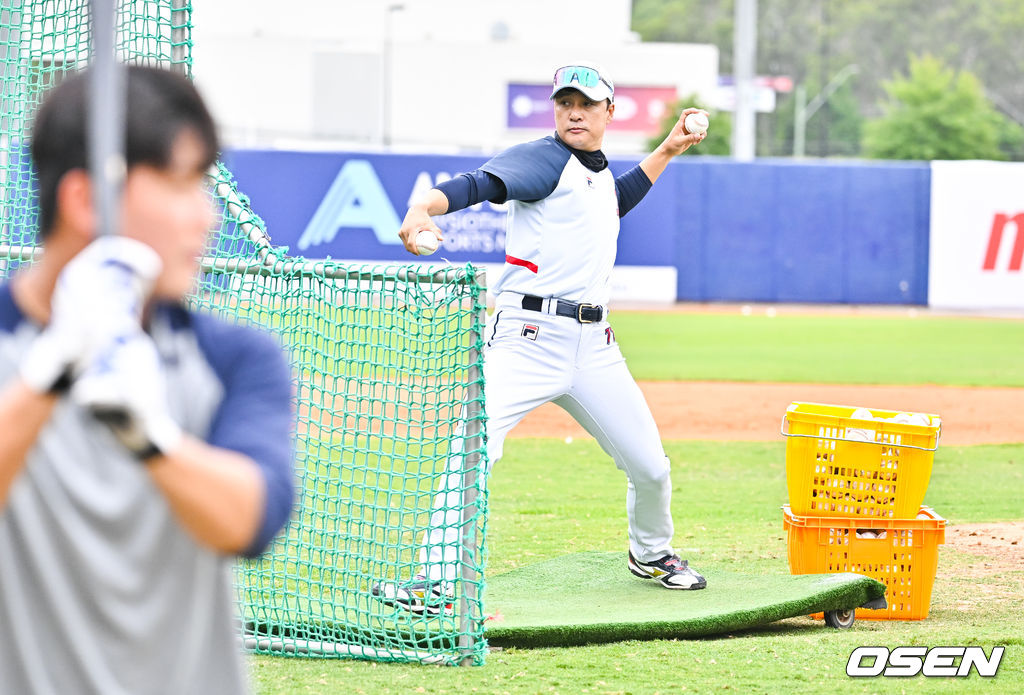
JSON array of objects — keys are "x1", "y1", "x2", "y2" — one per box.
[
  {"x1": 510, "y1": 381, "x2": 1024, "y2": 446},
  {"x1": 945, "y1": 521, "x2": 1024, "y2": 580}
]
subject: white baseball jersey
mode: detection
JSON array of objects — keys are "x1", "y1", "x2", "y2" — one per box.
[
  {"x1": 417, "y1": 136, "x2": 677, "y2": 582},
  {"x1": 482, "y1": 136, "x2": 621, "y2": 305}
]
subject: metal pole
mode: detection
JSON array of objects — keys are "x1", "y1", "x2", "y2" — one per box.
[
  {"x1": 985, "y1": 89, "x2": 1024, "y2": 128},
  {"x1": 211, "y1": 166, "x2": 275, "y2": 263},
  {"x1": 820, "y1": 0, "x2": 830, "y2": 156},
  {"x1": 382, "y1": 4, "x2": 404, "y2": 148},
  {"x1": 88, "y1": 0, "x2": 125, "y2": 237},
  {"x1": 0, "y1": 243, "x2": 485, "y2": 286},
  {"x1": 0, "y1": 1, "x2": 21, "y2": 262},
  {"x1": 793, "y1": 85, "x2": 806, "y2": 158},
  {"x1": 0, "y1": 0, "x2": 23, "y2": 162},
  {"x1": 793, "y1": 65, "x2": 858, "y2": 158},
  {"x1": 0, "y1": 2, "x2": 24, "y2": 114},
  {"x1": 170, "y1": 0, "x2": 189, "y2": 75},
  {"x1": 731, "y1": 0, "x2": 757, "y2": 161},
  {"x1": 458, "y1": 277, "x2": 487, "y2": 666}
]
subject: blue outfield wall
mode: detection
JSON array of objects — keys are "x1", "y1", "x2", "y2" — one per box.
[
  {"x1": 671, "y1": 158, "x2": 931, "y2": 304},
  {"x1": 223, "y1": 149, "x2": 931, "y2": 305}
]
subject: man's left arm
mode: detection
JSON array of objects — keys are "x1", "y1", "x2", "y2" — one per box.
[
  {"x1": 74, "y1": 321, "x2": 295, "y2": 558},
  {"x1": 616, "y1": 108, "x2": 707, "y2": 218},
  {"x1": 638, "y1": 108, "x2": 707, "y2": 185},
  {"x1": 153, "y1": 326, "x2": 295, "y2": 558},
  {"x1": 146, "y1": 437, "x2": 271, "y2": 556}
]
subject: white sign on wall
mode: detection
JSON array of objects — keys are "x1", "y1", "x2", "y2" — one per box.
[{"x1": 929, "y1": 161, "x2": 1024, "y2": 309}]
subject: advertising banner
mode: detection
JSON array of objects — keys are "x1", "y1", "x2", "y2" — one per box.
[
  {"x1": 223, "y1": 149, "x2": 679, "y2": 303},
  {"x1": 222, "y1": 150, "x2": 931, "y2": 307},
  {"x1": 507, "y1": 83, "x2": 678, "y2": 133},
  {"x1": 929, "y1": 161, "x2": 1024, "y2": 309}
]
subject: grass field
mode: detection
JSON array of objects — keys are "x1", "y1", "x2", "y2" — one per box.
[
  {"x1": 611, "y1": 312, "x2": 1024, "y2": 386},
  {"x1": 251, "y1": 310, "x2": 1024, "y2": 694}
]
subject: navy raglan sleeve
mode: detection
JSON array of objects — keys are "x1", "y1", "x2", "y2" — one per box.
[
  {"x1": 615, "y1": 165, "x2": 653, "y2": 218},
  {"x1": 435, "y1": 170, "x2": 507, "y2": 212},
  {"x1": 480, "y1": 136, "x2": 571, "y2": 203},
  {"x1": 193, "y1": 314, "x2": 296, "y2": 558}
]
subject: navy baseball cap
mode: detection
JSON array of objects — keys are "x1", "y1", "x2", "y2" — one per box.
[{"x1": 550, "y1": 63, "x2": 614, "y2": 103}]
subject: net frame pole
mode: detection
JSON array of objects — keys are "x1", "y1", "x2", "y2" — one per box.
[
  {"x1": 0, "y1": 1, "x2": 22, "y2": 183},
  {"x1": 210, "y1": 167, "x2": 275, "y2": 263},
  {"x1": 0, "y1": 3, "x2": 19, "y2": 270},
  {"x1": 170, "y1": 0, "x2": 188, "y2": 74},
  {"x1": 458, "y1": 283, "x2": 487, "y2": 665},
  {"x1": 88, "y1": 0, "x2": 125, "y2": 238},
  {"x1": 0, "y1": 243, "x2": 483, "y2": 286},
  {"x1": 0, "y1": 1, "x2": 22, "y2": 102}
]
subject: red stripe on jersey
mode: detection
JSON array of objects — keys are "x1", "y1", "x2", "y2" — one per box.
[{"x1": 505, "y1": 254, "x2": 539, "y2": 273}]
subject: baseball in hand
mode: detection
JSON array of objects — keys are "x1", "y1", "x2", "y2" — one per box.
[
  {"x1": 684, "y1": 112, "x2": 709, "y2": 135},
  {"x1": 415, "y1": 229, "x2": 439, "y2": 256}
]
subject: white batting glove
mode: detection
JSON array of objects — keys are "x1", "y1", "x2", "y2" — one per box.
[
  {"x1": 19, "y1": 237, "x2": 163, "y2": 394},
  {"x1": 71, "y1": 331, "x2": 183, "y2": 460}
]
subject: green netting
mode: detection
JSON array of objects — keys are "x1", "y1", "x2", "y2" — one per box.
[{"x1": 1, "y1": 1, "x2": 489, "y2": 666}]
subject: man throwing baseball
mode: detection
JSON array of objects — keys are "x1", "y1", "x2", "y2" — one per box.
[{"x1": 374, "y1": 62, "x2": 707, "y2": 614}]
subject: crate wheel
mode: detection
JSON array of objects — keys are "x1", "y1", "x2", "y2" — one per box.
[{"x1": 824, "y1": 609, "x2": 855, "y2": 629}]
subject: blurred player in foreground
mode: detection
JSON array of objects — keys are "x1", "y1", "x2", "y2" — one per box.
[
  {"x1": 0, "y1": 66, "x2": 294, "y2": 694},
  {"x1": 374, "y1": 62, "x2": 708, "y2": 615}
]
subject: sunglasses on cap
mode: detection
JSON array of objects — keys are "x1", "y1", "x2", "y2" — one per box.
[{"x1": 551, "y1": 65, "x2": 614, "y2": 101}]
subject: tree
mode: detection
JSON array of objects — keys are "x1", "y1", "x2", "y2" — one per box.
[
  {"x1": 862, "y1": 54, "x2": 1021, "y2": 161},
  {"x1": 631, "y1": 0, "x2": 1024, "y2": 160},
  {"x1": 632, "y1": 0, "x2": 735, "y2": 67},
  {"x1": 647, "y1": 95, "x2": 732, "y2": 156}
]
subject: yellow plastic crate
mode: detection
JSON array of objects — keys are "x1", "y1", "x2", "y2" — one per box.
[
  {"x1": 782, "y1": 402, "x2": 941, "y2": 518},
  {"x1": 783, "y1": 505, "x2": 945, "y2": 620}
]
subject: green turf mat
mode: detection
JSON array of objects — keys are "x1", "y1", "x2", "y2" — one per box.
[{"x1": 484, "y1": 552, "x2": 885, "y2": 647}]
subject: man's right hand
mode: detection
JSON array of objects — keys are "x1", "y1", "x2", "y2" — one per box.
[
  {"x1": 72, "y1": 330, "x2": 183, "y2": 460},
  {"x1": 397, "y1": 188, "x2": 449, "y2": 255},
  {"x1": 398, "y1": 206, "x2": 443, "y2": 256},
  {"x1": 19, "y1": 237, "x2": 162, "y2": 394}
]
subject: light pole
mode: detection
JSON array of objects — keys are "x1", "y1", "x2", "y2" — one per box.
[
  {"x1": 732, "y1": 0, "x2": 758, "y2": 161},
  {"x1": 381, "y1": 3, "x2": 404, "y2": 147},
  {"x1": 793, "y1": 63, "x2": 858, "y2": 158}
]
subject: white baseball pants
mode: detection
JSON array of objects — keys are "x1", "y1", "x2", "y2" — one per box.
[{"x1": 419, "y1": 295, "x2": 675, "y2": 581}]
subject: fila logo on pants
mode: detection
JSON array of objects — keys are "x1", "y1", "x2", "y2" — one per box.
[{"x1": 521, "y1": 324, "x2": 540, "y2": 341}]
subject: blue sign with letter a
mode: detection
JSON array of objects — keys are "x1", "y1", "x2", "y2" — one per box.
[
  {"x1": 221, "y1": 147, "x2": 674, "y2": 269},
  {"x1": 298, "y1": 160, "x2": 402, "y2": 249}
]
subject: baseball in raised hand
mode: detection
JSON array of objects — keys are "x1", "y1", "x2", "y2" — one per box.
[
  {"x1": 660, "y1": 107, "x2": 708, "y2": 157},
  {"x1": 683, "y1": 112, "x2": 709, "y2": 135}
]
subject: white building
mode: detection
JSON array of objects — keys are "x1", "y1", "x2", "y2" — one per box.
[{"x1": 191, "y1": 0, "x2": 718, "y2": 154}]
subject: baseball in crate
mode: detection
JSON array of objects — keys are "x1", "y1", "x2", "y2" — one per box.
[
  {"x1": 781, "y1": 402, "x2": 942, "y2": 519},
  {"x1": 374, "y1": 62, "x2": 709, "y2": 614},
  {"x1": 783, "y1": 505, "x2": 946, "y2": 621},
  {"x1": 781, "y1": 402, "x2": 946, "y2": 622}
]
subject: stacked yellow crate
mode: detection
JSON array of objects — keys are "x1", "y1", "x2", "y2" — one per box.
[{"x1": 781, "y1": 402, "x2": 946, "y2": 620}]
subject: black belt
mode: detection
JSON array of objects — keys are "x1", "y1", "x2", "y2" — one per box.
[{"x1": 521, "y1": 295, "x2": 605, "y2": 323}]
